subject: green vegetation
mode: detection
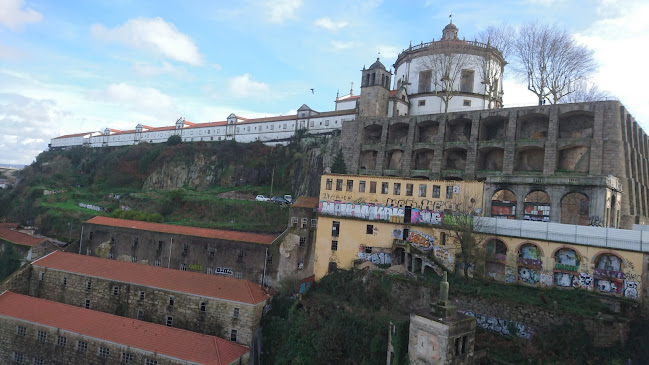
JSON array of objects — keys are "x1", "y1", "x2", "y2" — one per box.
[
  {"x1": 331, "y1": 149, "x2": 347, "y2": 174},
  {"x1": 0, "y1": 241, "x2": 21, "y2": 282},
  {"x1": 166, "y1": 135, "x2": 182, "y2": 146}
]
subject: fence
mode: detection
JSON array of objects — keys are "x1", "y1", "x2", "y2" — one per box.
[{"x1": 474, "y1": 217, "x2": 649, "y2": 253}]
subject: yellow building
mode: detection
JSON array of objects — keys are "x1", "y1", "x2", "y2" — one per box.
[
  {"x1": 314, "y1": 173, "x2": 646, "y2": 302},
  {"x1": 314, "y1": 174, "x2": 484, "y2": 280}
]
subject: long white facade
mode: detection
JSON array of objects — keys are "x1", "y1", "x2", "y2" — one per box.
[{"x1": 50, "y1": 105, "x2": 355, "y2": 150}]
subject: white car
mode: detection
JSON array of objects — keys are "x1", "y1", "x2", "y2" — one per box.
[{"x1": 255, "y1": 195, "x2": 270, "y2": 202}]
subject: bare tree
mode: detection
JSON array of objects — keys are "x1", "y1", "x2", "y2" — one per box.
[
  {"x1": 475, "y1": 25, "x2": 513, "y2": 109},
  {"x1": 418, "y1": 44, "x2": 472, "y2": 114},
  {"x1": 561, "y1": 80, "x2": 613, "y2": 103},
  {"x1": 512, "y1": 22, "x2": 597, "y2": 105},
  {"x1": 441, "y1": 191, "x2": 490, "y2": 282}
]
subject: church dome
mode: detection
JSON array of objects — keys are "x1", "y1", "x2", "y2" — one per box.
[
  {"x1": 442, "y1": 22, "x2": 459, "y2": 40},
  {"x1": 368, "y1": 58, "x2": 386, "y2": 70}
]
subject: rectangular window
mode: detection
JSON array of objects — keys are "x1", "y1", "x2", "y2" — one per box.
[
  {"x1": 366, "y1": 224, "x2": 374, "y2": 234},
  {"x1": 139, "y1": 291, "x2": 145, "y2": 300},
  {"x1": 57, "y1": 335, "x2": 67, "y2": 347},
  {"x1": 16, "y1": 326, "x2": 25, "y2": 336},
  {"x1": 166, "y1": 316, "x2": 173, "y2": 326},
  {"x1": 137, "y1": 310, "x2": 144, "y2": 320},
  {"x1": 433, "y1": 185, "x2": 441, "y2": 198},
  {"x1": 311, "y1": 219, "x2": 317, "y2": 228},
  {"x1": 299, "y1": 237, "x2": 306, "y2": 247},
  {"x1": 404, "y1": 206, "x2": 412, "y2": 224},
  {"x1": 326, "y1": 178, "x2": 333, "y2": 190},
  {"x1": 419, "y1": 184, "x2": 427, "y2": 197},
  {"x1": 231, "y1": 329, "x2": 238, "y2": 342},
  {"x1": 154, "y1": 259, "x2": 161, "y2": 266},
  {"x1": 207, "y1": 267, "x2": 212, "y2": 274},
  {"x1": 98, "y1": 346, "x2": 110, "y2": 358},
  {"x1": 157, "y1": 241, "x2": 164, "y2": 251},
  {"x1": 233, "y1": 307, "x2": 240, "y2": 318},
  {"x1": 181, "y1": 263, "x2": 188, "y2": 271},
  {"x1": 113, "y1": 286, "x2": 119, "y2": 295},
  {"x1": 131, "y1": 256, "x2": 137, "y2": 263},
  {"x1": 332, "y1": 221, "x2": 340, "y2": 237},
  {"x1": 33, "y1": 357, "x2": 43, "y2": 365},
  {"x1": 86, "y1": 281, "x2": 92, "y2": 290},
  {"x1": 441, "y1": 232, "x2": 447, "y2": 246},
  {"x1": 331, "y1": 240, "x2": 338, "y2": 251},
  {"x1": 37, "y1": 330, "x2": 46, "y2": 342},
  {"x1": 78, "y1": 340, "x2": 88, "y2": 352},
  {"x1": 418, "y1": 70, "x2": 432, "y2": 93},
  {"x1": 381, "y1": 182, "x2": 389, "y2": 194},
  {"x1": 208, "y1": 247, "x2": 216, "y2": 258},
  {"x1": 370, "y1": 181, "x2": 377, "y2": 193},
  {"x1": 183, "y1": 244, "x2": 189, "y2": 255},
  {"x1": 89, "y1": 232, "x2": 93, "y2": 240},
  {"x1": 145, "y1": 359, "x2": 158, "y2": 365},
  {"x1": 298, "y1": 259, "x2": 304, "y2": 269},
  {"x1": 133, "y1": 238, "x2": 138, "y2": 247},
  {"x1": 406, "y1": 184, "x2": 413, "y2": 196},
  {"x1": 62, "y1": 277, "x2": 67, "y2": 286},
  {"x1": 169, "y1": 296, "x2": 174, "y2": 306},
  {"x1": 460, "y1": 70, "x2": 475, "y2": 93},
  {"x1": 463, "y1": 99, "x2": 471, "y2": 107},
  {"x1": 200, "y1": 302, "x2": 207, "y2": 312},
  {"x1": 85, "y1": 299, "x2": 90, "y2": 309},
  {"x1": 291, "y1": 216, "x2": 298, "y2": 225},
  {"x1": 393, "y1": 183, "x2": 401, "y2": 195},
  {"x1": 346, "y1": 180, "x2": 353, "y2": 192},
  {"x1": 13, "y1": 353, "x2": 23, "y2": 363},
  {"x1": 301, "y1": 218, "x2": 308, "y2": 228},
  {"x1": 418, "y1": 100, "x2": 426, "y2": 106},
  {"x1": 39, "y1": 272, "x2": 44, "y2": 281},
  {"x1": 122, "y1": 353, "x2": 134, "y2": 364},
  {"x1": 359, "y1": 181, "x2": 366, "y2": 192},
  {"x1": 266, "y1": 254, "x2": 272, "y2": 264},
  {"x1": 336, "y1": 179, "x2": 343, "y2": 191},
  {"x1": 237, "y1": 250, "x2": 244, "y2": 263},
  {"x1": 446, "y1": 186, "x2": 454, "y2": 199}
]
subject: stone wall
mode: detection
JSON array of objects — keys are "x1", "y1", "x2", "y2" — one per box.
[{"x1": 29, "y1": 266, "x2": 266, "y2": 347}]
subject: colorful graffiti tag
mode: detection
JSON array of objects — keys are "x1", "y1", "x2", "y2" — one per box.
[
  {"x1": 318, "y1": 201, "x2": 443, "y2": 225},
  {"x1": 518, "y1": 267, "x2": 540, "y2": 285},
  {"x1": 407, "y1": 230, "x2": 434, "y2": 251},
  {"x1": 459, "y1": 310, "x2": 533, "y2": 339},
  {"x1": 357, "y1": 251, "x2": 392, "y2": 265}
]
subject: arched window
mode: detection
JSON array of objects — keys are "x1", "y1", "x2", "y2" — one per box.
[
  {"x1": 491, "y1": 189, "x2": 516, "y2": 219},
  {"x1": 553, "y1": 248, "x2": 580, "y2": 288},
  {"x1": 524, "y1": 190, "x2": 550, "y2": 222},
  {"x1": 593, "y1": 253, "x2": 624, "y2": 295},
  {"x1": 485, "y1": 239, "x2": 507, "y2": 281},
  {"x1": 517, "y1": 243, "x2": 542, "y2": 285}
]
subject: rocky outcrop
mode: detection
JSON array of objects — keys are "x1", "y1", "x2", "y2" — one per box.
[{"x1": 142, "y1": 153, "x2": 217, "y2": 190}]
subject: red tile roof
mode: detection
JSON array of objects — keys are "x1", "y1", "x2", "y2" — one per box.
[
  {"x1": 33, "y1": 251, "x2": 271, "y2": 304},
  {"x1": 0, "y1": 291, "x2": 249, "y2": 365},
  {"x1": 186, "y1": 121, "x2": 227, "y2": 128},
  {"x1": 0, "y1": 228, "x2": 46, "y2": 247},
  {"x1": 0, "y1": 223, "x2": 19, "y2": 229},
  {"x1": 337, "y1": 95, "x2": 360, "y2": 101},
  {"x1": 86, "y1": 216, "x2": 278, "y2": 245},
  {"x1": 292, "y1": 196, "x2": 319, "y2": 209},
  {"x1": 144, "y1": 125, "x2": 177, "y2": 132},
  {"x1": 239, "y1": 115, "x2": 297, "y2": 124},
  {"x1": 389, "y1": 90, "x2": 398, "y2": 97}
]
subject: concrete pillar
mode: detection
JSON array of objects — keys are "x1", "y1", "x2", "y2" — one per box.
[
  {"x1": 543, "y1": 108, "x2": 558, "y2": 175},
  {"x1": 503, "y1": 113, "x2": 517, "y2": 173},
  {"x1": 589, "y1": 103, "x2": 604, "y2": 176},
  {"x1": 431, "y1": 117, "x2": 447, "y2": 178},
  {"x1": 550, "y1": 186, "x2": 564, "y2": 223},
  {"x1": 375, "y1": 120, "x2": 390, "y2": 173},
  {"x1": 401, "y1": 117, "x2": 417, "y2": 176},
  {"x1": 464, "y1": 116, "x2": 480, "y2": 179}
]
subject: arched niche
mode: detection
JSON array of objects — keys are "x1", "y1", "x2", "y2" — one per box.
[
  {"x1": 560, "y1": 192, "x2": 589, "y2": 225},
  {"x1": 553, "y1": 248, "x2": 581, "y2": 288},
  {"x1": 387, "y1": 123, "x2": 409, "y2": 145},
  {"x1": 477, "y1": 147, "x2": 504, "y2": 171},
  {"x1": 491, "y1": 189, "x2": 516, "y2": 219},
  {"x1": 557, "y1": 146, "x2": 590, "y2": 173},
  {"x1": 386, "y1": 149, "x2": 404, "y2": 169},
  {"x1": 515, "y1": 147, "x2": 545, "y2": 172},
  {"x1": 417, "y1": 120, "x2": 439, "y2": 143},
  {"x1": 444, "y1": 148, "x2": 467, "y2": 170},
  {"x1": 359, "y1": 150, "x2": 378, "y2": 170},
  {"x1": 517, "y1": 242, "x2": 543, "y2": 285},
  {"x1": 412, "y1": 148, "x2": 434, "y2": 170},
  {"x1": 558, "y1": 111, "x2": 594, "y2": 139},
  {"x1": 593, "y1": 253, "x2": 625, "y2": 295},
  {"x1": 517, "y1": 113, "x2": 549, "y2": 139},
  {"x1": 523, "y1": 190, "x2": 550, "y2": 222},
  {"x1": 363, "y1": 124, "x2": 382, "y2": 144},
  {"x1": 479, "y1": 116, "x2": 508, "y2": 140},
  {"x1": 446, "y1": 117, "x2": 472, "y2": 142}
]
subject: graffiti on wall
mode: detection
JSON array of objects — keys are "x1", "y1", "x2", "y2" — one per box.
[
  {"x1": 459, "y1": 310, "x2": 533, "y2": 339},
  {"x1": 518, "y1": 267, "x2": 540, "y2": 285},
  {"x1": 357, "y1": 250, "x2": 392, "y2": 265},
  {"x1": 434, "y1": 245, "x2": 454, "y2": 269},
  {"x1": 624, "y1": 281, "x2": 639, "y2": 299},
  {"x1": 407, "y1": 230, "x2": 434, "y2": 251},
  {"x1": 319, "y1": 201, "x2": 444, "y2": 225},
  {"x1": 214, "y1": 267, "x2": 233, "y2": 275},
  {"x1": 505, "y1": 267, "x2": 516, "y2": 283},
  {"x1": 594, "y1": 278, "x2": 622, "y2": 294}
]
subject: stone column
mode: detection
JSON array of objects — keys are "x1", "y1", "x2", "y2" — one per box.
[
  {"x1": 431, "y1": 117, "x2": 447, "y2": 179},
  {"x1": 401, "y1": 117, "x2": 417, "y2": 176},
  {"x1": 464, "y1": 116, "x2": 480, "y2": 179},
  {"x1": 543, "y1": 108, "x2": 559, "y2": 175},
  {"x1": 503, "y1": 113, "x2": 517, "y2": 174},
  {"x1": 589, "y1": 103, "x2": 604, "y2": 176},
  {"x1": 375, "y1": 119, "x2": 390, "y2": 173}
]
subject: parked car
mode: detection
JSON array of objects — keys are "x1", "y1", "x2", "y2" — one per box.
[
  {"x1": 284, "y1": 195, "x2": 294, "y2": 204},
  {"x1": 255, "y1": 195, "x2": 270, "y2": 202},
  {"x1": 271, "y1": 196, "x2": 289, "y2": 204}
]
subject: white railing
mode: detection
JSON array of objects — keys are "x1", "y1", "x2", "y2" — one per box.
[{"x1": 474, "y1": 217, "x2": 649, "y2": 253}]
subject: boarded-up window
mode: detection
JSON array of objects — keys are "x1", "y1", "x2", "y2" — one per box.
[{"x1": 461, "y1": 70, "x2": 474, "y2": 93}]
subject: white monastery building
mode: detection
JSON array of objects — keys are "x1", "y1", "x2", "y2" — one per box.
[{"x1": 50, "y1": 22, "x2": 505, "y2": 150}]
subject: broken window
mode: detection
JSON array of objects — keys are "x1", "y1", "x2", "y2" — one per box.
[
  {"x1": 366, "y1": 224, "x2": 374, "y2": 234},
  {"x1": 326, "y1": 179, "x2": 333, "y2": 190},
  {"x1": 433, "y1": 185, "x2": 441, "y2": 198},
  {"x1": 394, "y1": 183, "x2": 401, "y2": 195},
  {"x1": 331, "y1": 240, "x2": 338, "y2": 251},
  {"x1": 460, "y1": 70, "x2": 474, "y2": 93},
  {"x1": 381, "y1": 182, "x2": 389, "y2": 194},
  {"x1": 332, "y1": 221, "x2": 340, "y2": 237},
  {"x1": 419, "y1": 184, "x2": 427, "y2": 197},
  {"x1": 346, "y1": 180, "x2": 354, "y2": 192},
  {"x1": 359, "y1": 181, "x2": 366, "y2": 192},
  {"x1": 446, "y1": 186, "x2": 454, "y2": 199},
  {"x1": 231, "y1": 329, "x2": 238, "y2": 342},
  {"x1": 299, "y1": 237, "x2": 306, "y2": 247},
  {"x1": 336, "y1": 179, "x2": 343, "y2": 191},
  {"x1": 166, "y1": 316, "x2": 173, "y2": 326},
  {"x1": 406, "y1": 184, "x2": 413, "y2": 196}
]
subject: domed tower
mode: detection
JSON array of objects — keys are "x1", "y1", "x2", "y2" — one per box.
[
  {"x1": 358, "y1": 58, "x2": 392, "y2": 118},
  {"x1": 393, "y1": 22, "x2": 506, "y2": 114}
]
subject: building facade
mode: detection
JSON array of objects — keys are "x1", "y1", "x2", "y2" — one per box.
[
  {"x1": 81, "y1": 216, "x2": 279, "y2": 285},
  {"x1": 17, "y1": 251, "x2": 271, "y2": 347},
  {"x1": 0, "y1": 228, "x2": 59, "y2": 265},
  {"x1": 0, "y1": 291, "x2": 250, "y2": 365}
]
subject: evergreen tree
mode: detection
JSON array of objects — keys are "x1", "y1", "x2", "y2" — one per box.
[
  {"x1": 331, "y1": 149, "x2": 347, "y2": 174},
  {"x1": 0, "y1": 241, "x2": 21, "y2": 282}
]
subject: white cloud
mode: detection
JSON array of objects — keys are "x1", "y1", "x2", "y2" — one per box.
[
  {"x1": 227, "y1": 74, "x2": 271, "y2": 99},
  {"x1": 0, "y1": 0, "x2": 42, "y2": 31},
  {"x1": 92, "y1": 83, "x2": 174, "y2": 111},
  {"x1": 377, "y1": 45, "x2": 401, "y2": 59},
  {"x1": 314, "y1": 17, "x2": 348, "y2": 31},
  {"x1": 0, "y1": 93, "x2": 70, "y2": 164},
  {"x1": 331, "y1": 41, "x2": 354, "y2": 50},
  {"x1": 132, "y1": 61, "x2": 194, "y2": 80},
  {"x1": 265, "y1": 0, "x2": 303, "y2": 24},
  {"x1": 0, "y1": 43, "x2": 24, "y2": 60},
  {"x1": 91, "y1": 17, "x2": 204, "y2": 66}
]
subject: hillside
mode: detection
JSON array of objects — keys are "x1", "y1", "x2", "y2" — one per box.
[{"x1": 0, "y1": 135, "x2": 341, "y2": 242}]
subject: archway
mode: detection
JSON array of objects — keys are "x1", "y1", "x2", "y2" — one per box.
[
  {"x1": 517, "y1": 243, "x2": 542, "y2": 285},
  {"x1": 387, "y1": 123, "x2": 409, "y2": 144},
  {"x1": 478, "y1": 147, "x2": 504, "y2": 171},
  {"x1": 479, "y1": 116, "x2": 508, "y2": 140},
  {"x1": 524, "y1": 190, "x2": 551, "y2": 222},
  {"x1": 517, "y1": 113, "x2": 548, "y2": 139},
  {"x1": 553, "y1": 248, "x2": 581, "y2": 288},
  {"x1": 485, "y1": 239, "x2": 507, "y2": 280},
  {"x1": 560, "y1": 192, "x2": 589, "y2": 225},
  {"x1": 446, "y1": 118, "x2": 472, "y2": 142},
  {"x1": 593, "y1": 253, "x2": 624, "y2": 295},
  {"x1": 491, "y1": 189, "x2": 516, "y2": 219},
  {"x1": 363, "y1": 124, "x2": 382, "y2": 143},
  {"x1": 417, "y1": 120, "x2": 439, "y2": 143}
]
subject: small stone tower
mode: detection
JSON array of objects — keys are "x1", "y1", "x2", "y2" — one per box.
[
  {"x1": 358, "y1": 58, "x2": 392, "y2": 118},
  {"x1": 442, "y1": 22, "x2": 459, "y2": 40},
  {"x1": 407, "y1": 272, "x2": 477, "y2": 365}
]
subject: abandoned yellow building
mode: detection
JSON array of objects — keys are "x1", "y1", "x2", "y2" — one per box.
[{"x1": 314, "y1": 174, "x2": 648, "y2": 304}]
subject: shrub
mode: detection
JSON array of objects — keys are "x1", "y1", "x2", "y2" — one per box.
[{"x1": 167, "y1": 135, "x2": 182, "y2": 146}]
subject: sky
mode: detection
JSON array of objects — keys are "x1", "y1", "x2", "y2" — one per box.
[{"x1": 0, "y1": 0, "x2": 647, "y2": 165}]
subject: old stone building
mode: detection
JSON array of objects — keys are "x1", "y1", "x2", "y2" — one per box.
[
  {"x1": 271, "y1": 196, "x2": 319, "y2": 290},
  {"x1": 16, "y1": 251, "x2": 270, "y2": 347},
  {"x1": 80, "y1": 216, "x2": 280, "y2": 285},
  {"x1": 343, "y1": 98, "x2": 645, "y2": 228},
  {"x1": 0, "y1": 227, "x2": 59, "y2": 265},
  {"x1": 0, "y1": 291, "x2": 250, "y2": 364}
]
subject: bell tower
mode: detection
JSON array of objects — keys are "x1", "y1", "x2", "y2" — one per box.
[{"x1": 359, "y1": 58, "x2": 392, "y2": 118}]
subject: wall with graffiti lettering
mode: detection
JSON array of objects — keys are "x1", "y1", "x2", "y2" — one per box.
[
  {"x1": 319, "y1": 200, "x2": 445, "y2": 225},
  {"x1": 459, "y1": 310, "x2": 533, "y2": 339}
]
